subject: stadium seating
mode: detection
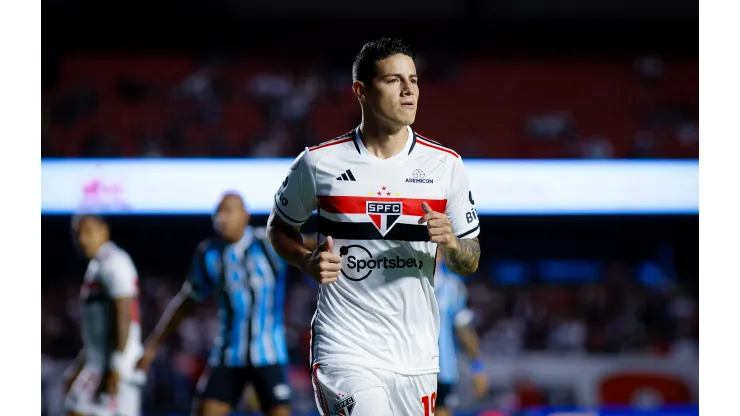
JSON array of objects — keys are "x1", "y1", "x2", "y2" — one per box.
[{"x1": 43, "y1": 55, "x2": 698, "y2": 159}]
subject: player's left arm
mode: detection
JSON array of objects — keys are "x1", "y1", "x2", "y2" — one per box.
[
  {"x1": 456, "y1": 323, "x2": 481, "y2": 360},
  {"x1": 452, "y1": 281, "x2": 488, "y2": 397},
  {"x1": 452, "y1": 284, "x2": 481, "y2": 361},
  {"x1": 419, "y1": 157, "x2": 481, "y2": 276},
  {"x1": 444, "y1": 237, "x2": 480, "y2": 277},
  {"x1": 456, "y1": 320, "x2": 488, "y2": 397}
]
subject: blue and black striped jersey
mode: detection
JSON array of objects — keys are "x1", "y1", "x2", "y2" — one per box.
[{"x1": 185, "y1": 226, "x2": 288, "y2": 368}]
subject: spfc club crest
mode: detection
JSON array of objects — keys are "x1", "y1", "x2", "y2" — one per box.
[
  {"x1": 366, "y1": 201, "x2": 402, "y2": 236},
  {"x1": 333, "y1": 395, "x2": 356, "y2": 416}
]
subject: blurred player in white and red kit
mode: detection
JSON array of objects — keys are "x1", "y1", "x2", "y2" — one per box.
[
  {"x1": 63, "y1": 214, "x2": 144, "y2": 416},
  {"x1": 267, "y1": 38, "x2": 482, "y2": 415}
]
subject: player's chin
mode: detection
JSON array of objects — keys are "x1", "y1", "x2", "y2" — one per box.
[{"x1": 395, "y1": 112, "x2": 416, "y2": 126}]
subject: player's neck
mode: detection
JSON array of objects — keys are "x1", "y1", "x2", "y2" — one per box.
[
  {"x1": 88, "y1": 241, "x2": 110, "y2": 259},
  {"x1": 358, "y1": 120, "x2": 408, "y2": 160}
]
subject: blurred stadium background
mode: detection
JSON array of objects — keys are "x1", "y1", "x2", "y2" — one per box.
[{"x1": 41, "y1": 0, "x2": 698, "y2": 415}]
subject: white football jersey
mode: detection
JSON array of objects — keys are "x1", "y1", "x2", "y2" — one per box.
[
  {"x1": 273, "y1": 126, "x2": 480, "y2": 375},
  {"x1": 79, "y1": 242, "x2": 143, "y2": 371}
]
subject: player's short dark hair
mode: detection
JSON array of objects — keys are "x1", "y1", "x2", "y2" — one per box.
[{"x1": 352, "y1": 37, "x2": 416, "y2": 84}]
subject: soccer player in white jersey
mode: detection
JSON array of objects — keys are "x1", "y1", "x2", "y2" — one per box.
[
  {"x1": 266, "y1": 37, "x2": 482, "y2": 416},
  {"x1": 63, "y1": 215, "x2": 144, "y2": 416}
]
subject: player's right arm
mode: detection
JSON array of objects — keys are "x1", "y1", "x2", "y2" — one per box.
[
  {"x1": 266, "y1": 150, "x2": 341, "y2": 284},
  {"x1": 136, "y1": 243, "x2": 214, "y2": 371}
]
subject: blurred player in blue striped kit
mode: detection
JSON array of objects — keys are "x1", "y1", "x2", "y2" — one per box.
[
  {"x1": 136, "y1": 193, "x2": 292, "y2": 416},
  {"x1": 435, "y1": 249, "x2": 489, "y2": 416}
]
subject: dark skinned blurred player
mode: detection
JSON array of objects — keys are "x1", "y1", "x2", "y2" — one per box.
[
  {"x1": 63, "y1": 215, "x2": 145, "y2": 416},
  {"x1": 136, "y1": 193, "x2": 292, "y2": 416}
]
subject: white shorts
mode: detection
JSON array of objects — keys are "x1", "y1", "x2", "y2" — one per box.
[
  {"x1": 311, "y1": 364, "x2": 437, "y2": 416},
  {"x1": 64, "y1": 364, "x2": 142, "y2": 416}
]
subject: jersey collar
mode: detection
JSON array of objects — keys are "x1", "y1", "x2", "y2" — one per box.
[
  {"x1": 352, "y1": 125, "x2": 416, "y2": 160},
  {"x1": 234, "y1": 226, "x2": 255, "y2": 251}
]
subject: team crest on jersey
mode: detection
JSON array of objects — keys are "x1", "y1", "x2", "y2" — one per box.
[
  {"x1": 366, "y1": 201, "x2": 402, "y2": 236},
  {"x1": 366, "y1": 186, "x2": 402, "y2": 236},
  {"x1": 333, "y1": 394, "x2": 356, "y2": 416}
]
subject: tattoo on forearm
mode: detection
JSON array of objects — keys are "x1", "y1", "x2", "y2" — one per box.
[{"x1": 444, "y1": 237, "x2": 480, "y2": 276}]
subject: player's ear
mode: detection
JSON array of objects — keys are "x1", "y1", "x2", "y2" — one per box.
[{"x1": 352, "y1": 80, "x2": 367, "y2": 102}]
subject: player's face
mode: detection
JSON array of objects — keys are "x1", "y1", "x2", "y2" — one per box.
[
  {"x1": 214, "y1": 195, "x2": 249, "y2": 242},
  {"x1": 365, "y1": 54, "x2": 419, "y2": 128},
  {"x1": 76, "y1": 218, "x2": 109, "y2": 259}
]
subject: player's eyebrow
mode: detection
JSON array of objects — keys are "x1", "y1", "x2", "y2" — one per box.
[{"x1": 382, "y1": 73, "x2": 419, "y2": 79}]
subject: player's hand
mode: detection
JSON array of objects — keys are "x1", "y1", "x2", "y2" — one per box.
[
  {"x1": 418, "y1": 202, "x2": 458, "y2": 250},
  {"x1": 472, "y1": 373, "x2": 489, "y2": 399},
  {"x1": 302, "y1": 236, "x2": 342, "y2": 284},
  {"x1": 135, "y1": 345, "x2": 157, "y2": 373},
  {"x1": 95, "y1": 369, "x2": 120, "y2": 400}
]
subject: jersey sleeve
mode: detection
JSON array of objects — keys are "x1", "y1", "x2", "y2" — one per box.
[
  {"x1": 183, "y1": 242, "x2": 219, "y2": 302},
  {"x1": 445, "y1": 157, "x2": 480, "y2": 239},
  {"x1": 99, "y1": 253, "x2": 138, "y2": 299},
  {"x1": 453, "y1": 280, "x2": 475, "y2": 328},
  {"x1": 272, "y1": 150, "x2": 317, "y2": 226}
]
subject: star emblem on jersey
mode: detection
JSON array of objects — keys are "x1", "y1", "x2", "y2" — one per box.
[
  {"x1": 367, "y1": 185, "x2": 401, "y2": 197},
  {"x1": 366, "y1": 186, "x2": 402, "y2": 236},
  {"x1": 333, "y1": 394, "x2": 356, "y2": 416}
]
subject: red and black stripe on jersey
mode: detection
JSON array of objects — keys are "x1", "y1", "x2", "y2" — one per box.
[
  {"x1": 317, "y1": 195, "x2": 447, "y2": 241},
  {"x1": 80, "y1": 281, "x2": 141, "y2": 323},
  {"x1": 308, "y1": 131, "x2": 356, "y2": 152},
  {"x1": 412, "y1": 133, "x2": 460, "y2": 158}
]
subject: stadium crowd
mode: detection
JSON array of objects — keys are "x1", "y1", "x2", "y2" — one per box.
[{"x1": 42, "y1": 53, "x2": 698, "y2": 160}]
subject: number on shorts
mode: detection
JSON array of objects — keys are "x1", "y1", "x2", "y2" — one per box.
[{"x1": 421, "y1": 392, "x2": 436, "y2": 416}]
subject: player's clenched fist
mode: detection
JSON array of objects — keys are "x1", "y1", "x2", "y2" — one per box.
[
  {"x1": 302, "y1": 236, "x2": 342, "y2": 284},
  {"x1": 418, "y1": 202, "x2": 459, "y2": 250}
]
